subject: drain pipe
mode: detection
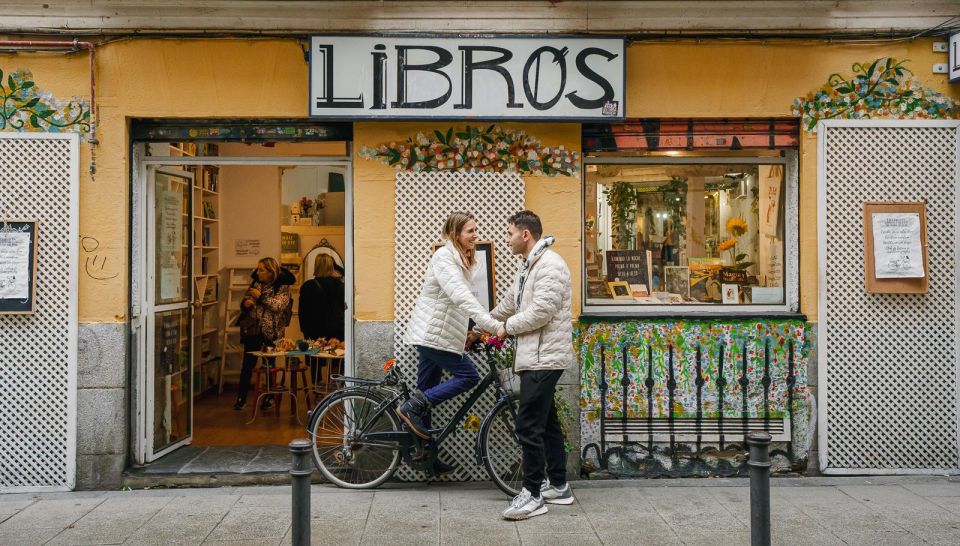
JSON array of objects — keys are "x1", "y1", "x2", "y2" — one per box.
[{"x1": 0, "y1": 39, "x2": 98, "y2": 174}]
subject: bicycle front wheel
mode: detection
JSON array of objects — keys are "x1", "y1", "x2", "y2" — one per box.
[
  {"x1": 479, "y1": 398, "x2": 523, "y2": 497},
  {"x1": 310, "y1": 391, "x2": 401, "y2": 489}
]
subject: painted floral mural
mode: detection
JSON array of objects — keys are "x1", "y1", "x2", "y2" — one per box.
[
  {"x1": 577, "y1": 319, "x2": 813, "y2": 477},
  {"x1": 0, "y1": 69, "x2": 92, "y2": 135},
  {"x1": 791, "y1": 57, "x2": 960, "y2": 131},
  {"x1": 359, "y1": 124, "x2": 580, "y2": 176}
]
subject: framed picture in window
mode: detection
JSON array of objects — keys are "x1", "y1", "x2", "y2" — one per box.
[
  {"x1": 664, "y1": 266, "x2": 690, "y2": 299},
  {"x1": 607, "y1": 280, "x2": 633, "y2": 300}
]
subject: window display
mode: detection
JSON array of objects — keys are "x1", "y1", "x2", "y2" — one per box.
[{"x1": 584, "y1": 159, "x2": 787, "y2": 307}]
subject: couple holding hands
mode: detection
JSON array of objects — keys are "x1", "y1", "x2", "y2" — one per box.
[{"x1": 401, "y1": 209, "x2": 575, "y2": 520}]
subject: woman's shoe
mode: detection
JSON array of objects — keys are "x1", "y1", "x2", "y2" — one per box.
[
  {"x1": 260, "y1": 396, "x2": 274, "y2": 411},
  {"x1": 233, "y1": 399, "x2": 246, "y2": 411}
]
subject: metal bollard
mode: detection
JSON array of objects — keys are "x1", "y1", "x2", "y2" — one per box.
[
  {"x1": 747, "y1": 432, "x2": 772, "y2": 546},
  {"x1": 289, "y1": 438, "x2": 313, "y2": 546}
]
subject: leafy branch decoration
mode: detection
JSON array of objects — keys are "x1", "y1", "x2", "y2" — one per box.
[
  {"x1": 791, "y1": 57, "x2": 959, "y2": 131},
  {"x1": 0, "y1": 69, "x2": 91, "y2": 134}
]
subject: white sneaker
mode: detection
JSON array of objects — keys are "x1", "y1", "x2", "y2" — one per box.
[
  {"x1": 502, "y1": 487, "x2": 548, "y2": 520},
  {"x1": 540, "y1": 479, "x2": 574, "y2": 505}
]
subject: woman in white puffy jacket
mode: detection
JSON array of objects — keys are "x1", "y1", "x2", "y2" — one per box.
[{"x1": 398, "y1": 211, "x2": 503, "y2": 471}]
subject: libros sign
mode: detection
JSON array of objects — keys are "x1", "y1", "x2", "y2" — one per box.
[{"x1": 309, "y1": 36, "x2": 625, "y2": 119}]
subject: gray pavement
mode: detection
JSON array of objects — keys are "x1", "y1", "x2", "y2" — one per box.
[{"x1": 1, "y1": 476, "x2": 959, "y2": 545}]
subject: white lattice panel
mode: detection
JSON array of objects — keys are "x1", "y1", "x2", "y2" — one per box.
[
  {"x1": 394, "y1": 171, "x2": 524, "y2": 481},
  {"x1": 0, "y1": 133, "x2": 79, "y2": 491},
  {"x1": 818, "y1": 121, "x2": 960, "y2": 473}
]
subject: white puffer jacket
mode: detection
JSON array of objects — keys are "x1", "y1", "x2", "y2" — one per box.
[
  {"x1": 491, "y1": 236, "x2": 574, "y2": 372},
  {"x1": 404, "y1": 240, "x2": 503, "y2": 355}
]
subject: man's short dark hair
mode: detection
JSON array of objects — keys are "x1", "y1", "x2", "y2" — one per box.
[{"x1": 508, "y1": 210, "x2": 543, "y2": 239}]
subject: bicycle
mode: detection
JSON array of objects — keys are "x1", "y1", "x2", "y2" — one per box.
[{"x1": 305, "y1": 345, "x2": 524, "y2": 496}]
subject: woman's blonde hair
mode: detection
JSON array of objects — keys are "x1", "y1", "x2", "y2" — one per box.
[
  {"x1": 442, "y1": 211, "x2": 477, "y2": 268},
  {"x1": 313, "y1": 253, "x2": 336, "y2": 278},
  {"x1": 257, "y1": 257, "x2": 280, "y2": 284}
]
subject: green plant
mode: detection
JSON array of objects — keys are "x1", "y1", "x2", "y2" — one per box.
[
  {"x1": 657, "y1": 176, "x2": 688, "y2": 245},
  {"x1": 602, "y1": 181, "x2": 638, "y2": 249},
  {"x1": 554, "y1": 386, "x2": 575, "y2": 453}
]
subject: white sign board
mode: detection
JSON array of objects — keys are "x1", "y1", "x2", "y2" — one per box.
[
  {"x1": 871, "y1": 212, "x2": 925, "y2": 278},
  {"x1": 950, "y1": 32, "x2": 960, "y2": 84},
  {"x1": 310, "y1": 35, "x2": 625, "y2": 119},
  {"x1": 0, "y1": 231, "x2": 30, "y2": 300},
  {"x1": 157, "y1": 177, "x2": 184, "y2": 300},
  {"x1": 235, "y1": 239, "x2": 262, "y2": 257}
]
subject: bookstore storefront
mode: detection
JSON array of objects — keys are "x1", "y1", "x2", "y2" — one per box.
[{"x1": 2, "y1": 34, "x2": 958, "y2": 490}]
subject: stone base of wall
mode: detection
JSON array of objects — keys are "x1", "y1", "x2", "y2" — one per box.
[
  {"x1": 76, "y1": 322, "x2": 128, "y2": 490},
  {"x1": 581, "y1": 441, "x2": 806, "y2": 479}
]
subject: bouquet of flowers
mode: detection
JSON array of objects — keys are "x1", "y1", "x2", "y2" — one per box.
[
  {"x1": 475, "y1": 333, "x2": 519, "y2": 397},
  {"x1": 298, "y1": 196, "x2": 314, "y2": 217}
]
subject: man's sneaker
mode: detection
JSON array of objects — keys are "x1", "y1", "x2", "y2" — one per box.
[
  {"x1": 540, "y1": 480, "x2": 574, "y2": 505},
  {"x1": 502, "y1": 488, "x2": 548, "y2": 520}
]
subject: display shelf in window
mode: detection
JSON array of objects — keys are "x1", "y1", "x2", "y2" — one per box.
[{"x1": 582, "y1": 153, "x2": 798, "y2": 314}]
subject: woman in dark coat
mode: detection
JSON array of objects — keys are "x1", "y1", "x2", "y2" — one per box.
[
  {"x1": 233, "y1": 257, "x2": 296, "y2": 410},
  {"x1": 298, "y1": 253, "x2": 345, "y2": 341}
]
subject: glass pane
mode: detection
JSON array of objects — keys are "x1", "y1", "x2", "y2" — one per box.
[
  {"x1": 584, "y1": 162, "x2": 785, "y2": 306},
  {"x1": 153, "y1": 307, "x2": 191, "y2": 452},
  {"x1": 155, "y1": 171, "x2": 191, "y2": 305}
]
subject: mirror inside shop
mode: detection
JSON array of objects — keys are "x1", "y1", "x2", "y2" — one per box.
[
  {"x1": 584, "y1": 161, "x2": 785, "y2": 306},
  {"x1": 146, "y1": 141, "x2": 348, "y2": 450}
]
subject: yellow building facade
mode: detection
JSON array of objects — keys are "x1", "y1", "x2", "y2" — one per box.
[{"x1": 2, "y1": 35, "x2": 958, "y2": 489}]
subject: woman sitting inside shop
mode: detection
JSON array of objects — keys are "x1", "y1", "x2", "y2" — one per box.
[
  {"x1": 298, "y1": 253, "x2": 345, "y2": 342},
  {"x1": 234, "y1": 257, "x2": 296, "y2": 411}
]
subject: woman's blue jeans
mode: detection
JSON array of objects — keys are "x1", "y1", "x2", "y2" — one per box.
[{"x1": 415, "y1": 345, "x2": 480, "y2": 428}]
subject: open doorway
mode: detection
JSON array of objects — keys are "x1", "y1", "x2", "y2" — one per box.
[{"x1": 132, "y1": 139, "x2": 352, "y2": 468}]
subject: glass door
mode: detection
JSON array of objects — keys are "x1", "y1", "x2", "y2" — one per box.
[{"x1": 145, "y1": 166, "x2": 194, "y2": 461}]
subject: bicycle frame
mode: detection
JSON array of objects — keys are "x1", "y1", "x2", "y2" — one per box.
[{"x1": 310, "y1": 347, "x2": 513, "y2": 472}]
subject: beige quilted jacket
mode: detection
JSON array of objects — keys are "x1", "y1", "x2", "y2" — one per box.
[{"x1": 491, "y1": 237, "x2": 574, "y2": 372}]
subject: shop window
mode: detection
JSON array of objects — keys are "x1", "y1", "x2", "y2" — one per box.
[{"x1": 583, "y1": 154, "x2": 797, "y2": 313}]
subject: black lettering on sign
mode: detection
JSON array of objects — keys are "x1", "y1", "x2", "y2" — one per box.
[
  {"x1": 392, "y1": 46, "x2": 454, "y2": 109},
  {"x1": 605, "y1": 250, "x2": 649, "y2": 285}
]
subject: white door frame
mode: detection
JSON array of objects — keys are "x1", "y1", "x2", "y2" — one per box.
[
  {"x1": 817, "y1": 119, "x2": 960, "y2": 475},
  {"x1": 132, "y1": 154, "x2": 354, "y2": 465}
]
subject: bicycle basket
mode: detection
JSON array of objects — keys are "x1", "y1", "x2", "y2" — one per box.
[{"x1": 498, "y1": 367, "x2": 521, "y2": 399}]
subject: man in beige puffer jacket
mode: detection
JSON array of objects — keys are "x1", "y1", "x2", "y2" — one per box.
[{"x1": 491, "y1": 211, "x2": 575, "y2": 520}]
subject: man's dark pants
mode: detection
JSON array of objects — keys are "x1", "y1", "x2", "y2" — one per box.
[{"x1": 516, "y1": 369, "x2": 567, "y2": 497}]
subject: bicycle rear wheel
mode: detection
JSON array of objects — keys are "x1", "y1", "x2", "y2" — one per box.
[
  {"x1": 479, "y1": 398, "x2": 523, "y2": 497},
  {"x1": 310, "y1": 391, "x2": 401, "y2": 489}
]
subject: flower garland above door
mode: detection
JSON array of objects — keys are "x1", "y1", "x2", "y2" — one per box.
[{"x1": 359, "y1": 124, "x2": 580, "y2": 177}]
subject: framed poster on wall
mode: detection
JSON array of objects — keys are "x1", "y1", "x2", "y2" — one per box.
[
  {"x1": 863, "y1": 201, "x2": 928, "y2": 294},
  {"x1": 432, "y1": 240, "x2": 497, "y2": 311},
  {"x1": 0, "y1": 219, "x2": 38, "y2": 314}
]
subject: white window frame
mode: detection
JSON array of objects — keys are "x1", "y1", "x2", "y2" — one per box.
[{"x1": 581, "y1": 152, "x2": 800, "y2": 316}]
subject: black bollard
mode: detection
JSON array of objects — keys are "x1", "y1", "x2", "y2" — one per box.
[
  {"x1": 747, "y1": 432, "x2": 772, "y2": 546},
  {"x1": 289, "y1": 438, "x2": 313, "y2": 546}
]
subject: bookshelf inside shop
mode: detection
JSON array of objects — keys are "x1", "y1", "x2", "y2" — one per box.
[{"x1": 171, "y1": 142, "x2": 224, "y2": 398}]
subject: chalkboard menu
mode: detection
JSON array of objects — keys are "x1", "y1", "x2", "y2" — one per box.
[
  {"x1": 0, "y1": 220, "x2": 38, "y2": 314},
  {"x1": 605, "y1": 250, "x2": 649, "y2": 285}
]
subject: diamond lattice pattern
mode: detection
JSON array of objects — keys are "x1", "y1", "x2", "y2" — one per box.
[
  {"x1": 0, "y1": 136, "x2": 76, "y2": 490},
  {"x1": 393, "y1": 171, "x2": 524, "y2": 481},
  {"x1": 823, "y1": 125, "x2": 959, "y2": 470}
]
